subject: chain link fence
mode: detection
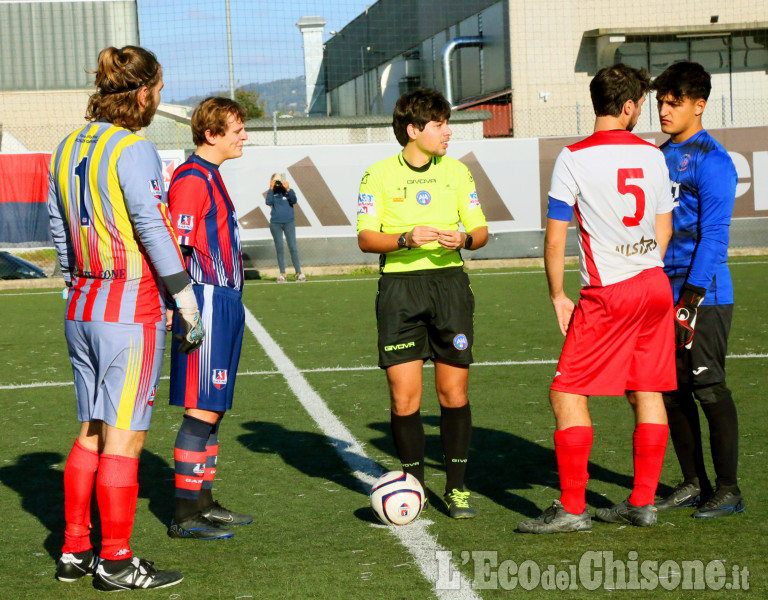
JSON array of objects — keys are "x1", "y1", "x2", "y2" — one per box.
[
  {"x1": 1, "y1": 0, "x2": 767, "y2": 280},
  {"x1": 511, "y1": 97, "x2": 768, "y2": 139}
]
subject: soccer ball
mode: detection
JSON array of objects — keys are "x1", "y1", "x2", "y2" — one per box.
[{"x1": 370, "y1": 471, "x2": 424, "y2": 525}]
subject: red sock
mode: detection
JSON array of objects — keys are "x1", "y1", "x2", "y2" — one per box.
[
  {"x1": 555, "y1": 426, "x2": 593, "y2": 514},
  {"x1": 629, "y1": 423, "x2": 669, "y2": 507},
  {"x1": 62, "y1": 439, "x2": 100, "y2": 554},
  {"x1": 96, "y1": 454, "x2": 139, "y2": 561}
]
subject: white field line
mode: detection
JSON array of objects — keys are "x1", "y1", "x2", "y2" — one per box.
[
  {"x1": 0, "y1": 259, "x2": 764, "y2": 295},
  {"x1": 241, "y1": 306, "x2": 480, "y2": 600},
  {"x1": 3, "y1": 354, "x2": 767, "y2": 391}
]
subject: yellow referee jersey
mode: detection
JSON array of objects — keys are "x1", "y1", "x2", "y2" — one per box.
[{"x1": 357, "y1": 153, "x2": 487, "y2": 273}]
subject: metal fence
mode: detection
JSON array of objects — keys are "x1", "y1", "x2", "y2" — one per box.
[{"x1": 1, "y1": 0, "x2": 767, "y2": 279}]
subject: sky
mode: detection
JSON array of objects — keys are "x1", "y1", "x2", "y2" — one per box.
[{"x1": 137, "y1": 0, "x2": 373, "y2": 102}]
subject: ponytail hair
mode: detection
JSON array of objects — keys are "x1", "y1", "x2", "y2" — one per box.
[{"x1": 85, "y1": 46, "x2": 162, "y2": 131}]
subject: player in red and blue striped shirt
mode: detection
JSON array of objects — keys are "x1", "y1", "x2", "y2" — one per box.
[
  {"x1": 169, "y1": 155, "x2": 244, "y2": 290},
  {"x1": 166, "y1": 97, "x2": 252, "y2": 540}
]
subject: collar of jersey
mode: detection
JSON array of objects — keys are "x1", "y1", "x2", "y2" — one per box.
[
  {"x1": 191, "y1": 153, "x2": 220, "y2": 171},
  {"x1": 398, "y1": 152, "x2": 435, "y2": 172}
]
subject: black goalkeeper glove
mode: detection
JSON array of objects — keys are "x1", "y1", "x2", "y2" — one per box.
[
  {"x1": 172, "y1": 284, "x2": 205, "y2": 354},
  {"x1": 674, "y1": 283, "x2": 706, "y2": 349}
]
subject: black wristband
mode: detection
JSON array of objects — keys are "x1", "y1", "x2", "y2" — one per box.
[
  {"x1": 464, "y1": 233, "x2": 473, "y2": 250},
  {"x1": 162, "y1": 270, "x2": 192, "y2": 297}
]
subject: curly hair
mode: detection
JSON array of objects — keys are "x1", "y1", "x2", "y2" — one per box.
[{"x1": 85, "y1": 46, "x2": 162, "y2": 131}]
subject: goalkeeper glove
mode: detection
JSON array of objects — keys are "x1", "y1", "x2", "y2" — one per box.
[
  {"x1": 173, "y1": 284, "x2": 205, "y2": 354},
  {"x1": 674, "y1": 283, "x2": 706, "y2": 349}
]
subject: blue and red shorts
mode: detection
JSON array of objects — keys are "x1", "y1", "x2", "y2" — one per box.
[{"x1": 169, "y1": 284, "x2": 244, "y2": 411}]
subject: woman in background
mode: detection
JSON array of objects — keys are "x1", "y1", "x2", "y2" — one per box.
[{"x1": 266, "y1": 173, "x2": 305, "y2": 282}]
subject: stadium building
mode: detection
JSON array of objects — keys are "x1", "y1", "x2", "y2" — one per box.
[
  {"x1": 0, "y1": 0, "x2": 189, "y2": 152},
  {"x1": 310, "y1": 0, "x2": 768, "y2": 137}
]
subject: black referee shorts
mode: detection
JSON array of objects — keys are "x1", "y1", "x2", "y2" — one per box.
[
  {"x1": 676, "y1": 303, "x2": 733, "y2": 386},
  {"x1": 376, "y1": 266, "x2": 475, "y2": 369}
]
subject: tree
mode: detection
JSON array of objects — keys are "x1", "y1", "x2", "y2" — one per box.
[{"x1": 235, "y1": 88, "x2": 266, "y2": 120}]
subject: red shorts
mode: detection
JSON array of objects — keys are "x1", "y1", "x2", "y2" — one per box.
[{"x1": 551, "y1": 267, "x2": 677, "y2": 396}]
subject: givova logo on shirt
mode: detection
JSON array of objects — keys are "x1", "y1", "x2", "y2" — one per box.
[{"x1": 212, "y1": 369, "x2": 228, "y2": 389}]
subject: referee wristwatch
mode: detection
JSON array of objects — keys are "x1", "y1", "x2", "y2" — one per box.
[
  {"x1": 464, "y1": 233, "x2": 473, "y2": 250},
  {"x1": 397, "y1": 233, "x2": 409, "y2": 249}
]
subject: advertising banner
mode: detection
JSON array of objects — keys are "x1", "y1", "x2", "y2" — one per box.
[{"x1": 222, "y1": 126, "x2": 768, "y2": 242}]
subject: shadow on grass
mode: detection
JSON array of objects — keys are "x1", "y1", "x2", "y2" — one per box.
[
  {"x1": 0, "y1": 451, "x2": 65, "y2": 560},
  {"x1": 237, "y1": 420, "x2": 371, "y2": 497},
  {"x1": 235, "y1": 418, "x2": 676, "y2": 522},
  {"x1": 0, "y1": 448, "x2": 177, "y2": 563},
  {"x1": 366, "y1": 417, "x2": 673, "y2": 518},
  {"x1": 138, "y1": 448, "x2": 175, "y2": 526}
]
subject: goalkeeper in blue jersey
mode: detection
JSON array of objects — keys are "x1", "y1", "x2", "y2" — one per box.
[{"x1": 652, "y1": 62, "x2": 743, "y2": 518}]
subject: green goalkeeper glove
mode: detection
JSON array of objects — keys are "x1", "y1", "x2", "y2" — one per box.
[{"x1": 173, "y1": 284, "x2": 205, "y2": 354}]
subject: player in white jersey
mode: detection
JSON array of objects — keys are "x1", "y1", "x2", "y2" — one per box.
[
  {"x1": 518, "y1": 64, "x2": 676, "y2": 534},
  {"x1": 549, "y1": 133, "x2": 673, "y2": 288}
]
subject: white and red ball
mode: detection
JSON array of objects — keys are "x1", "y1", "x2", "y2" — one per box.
[{"x1": 370, "y1": 471, "x2": 424, "y2": 525}]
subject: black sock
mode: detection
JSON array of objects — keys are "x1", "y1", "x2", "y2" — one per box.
[
  {"x1": 198, "y1": 488, "x2": 214, "y2": 511},
  {"x1": 663, "y1": 389, "x2": 711, "y2": 492},
  {"x1": 390, "y1": 410, "x2": 425, "y2": 489},
  {"x1": 101, "y1": 557, "x2": 132, "y2": 573},
  {"x1": 440, "y1": 403, "x2": 472, "y2": 494},
  {"x1": 696, "y1": 384, "x2": 739, "y2": 490},
  {"x1": 174, "y1": 498, "x2": 200, "y2": 523}
]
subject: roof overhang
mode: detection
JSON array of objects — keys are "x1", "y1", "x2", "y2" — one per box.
[
  {"x1": 453, "y1": 89, "x2": 513, "y2": 111},
  {"x1": 585, "y1": 22, "x2": 768, "y2": 67}
]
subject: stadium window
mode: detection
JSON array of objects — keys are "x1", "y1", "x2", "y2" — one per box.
[
  {"x1": 650, "y1": 39, "x2": 688, "y2": 73},
  {"x1": 731, "y1": 32, "x2": 768, "y2": 72},
  {"x1": 615, "y1": 41, "x2": 650, "y2": 71},
  {"x1": 690, "y1": 36, "x2": 730, "y2": 73}
]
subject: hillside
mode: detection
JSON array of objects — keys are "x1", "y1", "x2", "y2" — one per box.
[{"x1": 171, "y1": 76, "x2": 306, "y2": 115}]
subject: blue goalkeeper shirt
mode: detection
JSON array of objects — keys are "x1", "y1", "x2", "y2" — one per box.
[{"x1": 660, "y1": 129, "x2": 736, "y2": 306}]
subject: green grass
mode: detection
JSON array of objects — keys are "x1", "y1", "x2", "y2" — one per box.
[{"x1": 0, "y1": 261, "x2": 766, "y2": 599}]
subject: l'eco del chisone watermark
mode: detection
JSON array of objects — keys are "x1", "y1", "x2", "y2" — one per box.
[{"x1": 436, "y1": 550, "x2": 750, "y2": 591}]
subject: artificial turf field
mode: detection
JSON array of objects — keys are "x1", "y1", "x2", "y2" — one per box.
[{"x1": 1, "y1": 258, "x2": 765, "y2": 599}]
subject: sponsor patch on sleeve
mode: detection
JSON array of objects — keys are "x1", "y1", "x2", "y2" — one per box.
[
  {"x1": 357, "y1": 193, "x2": 376, "y2": 216},
  {"x1": 468, "y1": 190, "x2": 481, "y2": 210},
  {"x1": 149, "y1": 179, "x2": 163, "y2": 200},
  {"x1": 177, "y1": 214, "x2": 194, "y2": 232}
]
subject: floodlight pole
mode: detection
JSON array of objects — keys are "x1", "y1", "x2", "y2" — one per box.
[{"x1": 225, "y1": 0, "x2": 236, "y2": 100}]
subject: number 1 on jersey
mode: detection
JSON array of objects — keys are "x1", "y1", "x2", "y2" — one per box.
[
  {"x1": 618, "y1": 168, "x2": 645, "y2": 227},
  {"x1": 74, "y1": 156, "x2": 91, "y2": 227}
]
